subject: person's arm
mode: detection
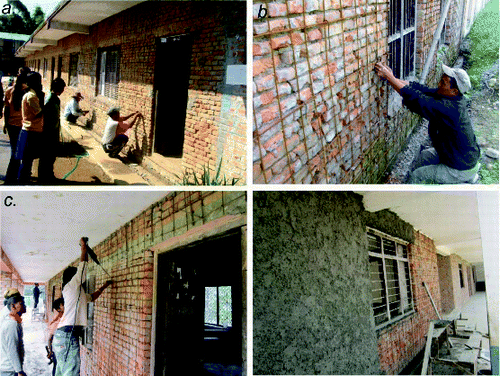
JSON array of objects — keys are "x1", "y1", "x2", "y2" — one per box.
[
  {"x1": 47, "y1": 333, "x2": 54, "y2": 359},
  {"x1": 119, "y1": 111, "x2": 140, "y2": 122},
  {"x1": 79, "y1": 237, "x2": 89, "y2": 262},
  {"x1": 91, "y1": 280, "x2": 112, "y2": 302},
  {"x1": 4, "y1": 322, "x2": 24, "y2": 373},
  {"x1": 374, "y1": 63, "x2": 409, "y2": 94}
]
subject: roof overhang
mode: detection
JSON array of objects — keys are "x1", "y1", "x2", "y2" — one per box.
[
  {"x1": 0, "y1": 191, "x2": 168, "y2": 283},
  {"x1": 16, "y1": 0, "x2": 145, "y2": 58},
  {"x1": 358, "y1": 191, "x2": 498, "y2": 264}
]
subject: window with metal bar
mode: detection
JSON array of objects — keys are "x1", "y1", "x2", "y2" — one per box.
[
  {"x1": 205, "y1": 286, "x2": 232, "y2": 328},
  {"x1": 97, "y1": 48, "x2": 120, "y2": 100},
  {"x1": 368, "y1": 229, "x2": 414, "y2": 328},
  {"x1": 388, "y1": 0, "x2": 416, "y2": 79},
  {"x1": 69, "y1": 53, "x2": 79, "y2": 87}
]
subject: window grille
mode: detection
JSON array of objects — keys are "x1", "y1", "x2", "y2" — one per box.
[
  {"x1": 388, "y1": 0, "x2": 416, "y2": 78},
  {"x1": 98, "y1": 48, "x2": 120, "y2": 100},
  {"x1": 205, "y1": 286, "x2": 232, "y2": 328},
  {"x1": 69, "y1": 53, "x2": 79, "y2": 87},
  {"x1": 83, "y1": 274, "x2": 95, "y2": 349},
  {"x1": 368, "y1": 228, "x2": 414, "y2": 328}
]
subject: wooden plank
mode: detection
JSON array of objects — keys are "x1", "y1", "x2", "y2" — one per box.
[
  {"x1": 465, "y1": 332, "x2": 482, "y2": 349},
  {"x1": 421, "y1": 321, "x2": 435, "y2": 375}
]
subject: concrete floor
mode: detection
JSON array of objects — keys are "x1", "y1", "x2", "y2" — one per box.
[
  {"x1": 21, "y1": 307, "x2": 53, "y2": 376},
  {"x1": 443, "y1": 291, "x2": 489, "y2": 335}
]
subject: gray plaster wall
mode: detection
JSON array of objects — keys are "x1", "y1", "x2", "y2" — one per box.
[{"x1": 253, "y1": 192, "x2": 381, "y2": 375}]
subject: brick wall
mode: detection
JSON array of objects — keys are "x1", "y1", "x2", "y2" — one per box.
[
  {"x1": 24, "y1": 2, "x2": 246, "y2": 184},
  {"x1": 1, "y1": 248, "x2": 24, "y2": 293},
  {"x1": 253, "y1": 0, "x2": 464, "y2": 184},
  {"x1": 437, "y1": 253, "x2": 455, "y2": 313},
  {"x1": 45, "y1": 191, "x2": 246, "y2": 376},
  {"x1": 377, "y1": 230, "x2": 442, "y2": 375}
]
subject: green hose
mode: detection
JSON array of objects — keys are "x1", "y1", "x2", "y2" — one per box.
[{"x1": 62, "y1": 152, "x2": 89, "y2": 180}]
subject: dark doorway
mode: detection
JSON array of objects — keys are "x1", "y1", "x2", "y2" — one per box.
[
  {"x1": 153, "y1": 34, "x2": 193, "y2": 158},
  {"x1": 155, "y1": 232, "x2": 243, "y2": 376}
]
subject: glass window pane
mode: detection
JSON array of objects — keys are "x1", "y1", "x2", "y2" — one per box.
[
  {"x1": 368, "y1": 232, "x2": 382, "y2": 253},
  {"x1": 370, "y1": 257, "x2": 388, "y2": 325},
  {"x1": 219, "y1": 286, "x2": 232, "y2": 327},
  {"x1": 383, "y1": 238, "x2": 397, "y2": 256},
  {"x1": 389, "y1": 39, "x2": 401, "y2": 79},
  {"x1": 205, "y1": 287, "x2": 217, "y2": 325}
]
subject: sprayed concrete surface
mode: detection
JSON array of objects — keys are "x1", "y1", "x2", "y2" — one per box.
[{"x1": 253, "y1": 192, "x2": 381, "y2": 375}]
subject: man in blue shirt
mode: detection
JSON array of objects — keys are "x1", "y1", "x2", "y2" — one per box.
[{"x1": 375, "y1": 63, "x2": 480, "y2": 184}]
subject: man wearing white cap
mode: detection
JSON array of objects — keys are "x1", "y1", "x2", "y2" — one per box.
[
  {"x1": 63, "y1": 92, "x2": 88, "y2": 124},
  {"x1": 375, "y1": 63, "x2": 480, "y2": 184}
]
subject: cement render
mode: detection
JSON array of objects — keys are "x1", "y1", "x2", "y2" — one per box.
[{"x1": 253, "y1": 192, "x2": 381, "y2": 375}]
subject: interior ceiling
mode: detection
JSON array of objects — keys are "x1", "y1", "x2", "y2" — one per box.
[
  {"x1": 1, "y1": 191, "x2": 168, "y2": 283},
  {"x1": 359, "y1": 191, "x2": 487, "y2": 264}
]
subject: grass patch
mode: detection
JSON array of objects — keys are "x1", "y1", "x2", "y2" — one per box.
[
  {"x1": 479, "y1": 159, "x2": 499, "y2": 184},
  {"x1": 466, "y1": 0, "x2": 500, "y2": 88}
]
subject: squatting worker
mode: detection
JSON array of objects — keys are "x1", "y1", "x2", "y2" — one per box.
[
  {"x1": 374, "y1": 63, "x2": 480, "y2": 184},
  {"x1": 0, "y1": 288, "x2": 27, "y2": 376},
  {"x1": 101, "y1": 107, "x2": 142, "y2": 158},
  {"x1": 63, "y1": 93, "x2": 88, "y2": 124},
  {"x1": 53, "y1": 238, "x2": 112, "y2": 376}
]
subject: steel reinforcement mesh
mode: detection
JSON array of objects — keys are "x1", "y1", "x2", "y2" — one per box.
[{"x1": 253, "y1": 0, "x2": 423, "y2": 184}]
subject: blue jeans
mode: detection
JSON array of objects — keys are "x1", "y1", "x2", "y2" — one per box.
[{"x1": 53, "y1": 330, "x2": 80, "y2": 376}]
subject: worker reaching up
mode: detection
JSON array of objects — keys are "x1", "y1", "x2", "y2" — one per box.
[
  {"x1": 374, "y1": 62, "x2": 480, "y2": 184},
  {"x1": 53, "y1": 237, "x2": 112, "y2": 376}
]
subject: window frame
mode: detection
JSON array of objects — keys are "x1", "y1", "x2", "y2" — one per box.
[
  {"x1": 96, "y1": 47, "x2": 120, "y2": 100},
  {"x1": 388, "y1": 0, "x2": 418, "y2": 79},
  {"x1": 82, "y1": 273, "x2": 96, "y2": 350},
  {"x1": 367, "y1": 227, "x2": 415, "y2": 330},
  {"x1": 68, "y1": 53, "x2": 79, "y2": 87},
  {"x1": 204, "y1": 285, "x2": 233, "y2": 328}
]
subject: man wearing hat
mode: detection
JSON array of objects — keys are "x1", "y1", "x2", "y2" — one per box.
[
  {"x1": 101, "y1": 107, "x2": 142, "y2": 158},
  {"x1": 0, "y1": 288, "x2": 27, "y2": 376},
  {"x1": 63, "y1": 92, "x2": 88, "y2": 124},
  {"x1": 375, "y1": 62, "x2": 480, "y2": 184}
]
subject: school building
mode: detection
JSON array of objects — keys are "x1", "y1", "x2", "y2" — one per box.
[{"x1": 16, "y1": 0, "x2": 246, "y2": 184}]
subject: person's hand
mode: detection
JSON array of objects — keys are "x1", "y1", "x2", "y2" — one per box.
[
  {"x1": 79, "y1": 237, "x2": 88, "y2": 247},
  {"x1": 374, "y1": 63, "x2": 394, "y2": 80}
]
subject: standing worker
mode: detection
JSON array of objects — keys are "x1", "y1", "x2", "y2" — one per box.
[
  {"x1": 0, "y1": 288, "x2": 27, "y2": 376},
  {"x1": 47, "y1": 298, "x2": 64, "y2": 376},
  {"x1": 16, "y1": 72, "x2": 45, "y2": 185},
  {"x1": 39, "y1": 78, "x2": 66, "y2": 184},
  {"x1": 33, "y1": 283, "x2": 40, "y2": 309},
  {"x1": 2, "y1": 68, "x2": 30, "y2": 185},
  {"x1": 53, "y1": 237, "x2": 112, "y2": 376},
  {"x1": 374, "y1": 62, "x2": 480, "y2": 184}
]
